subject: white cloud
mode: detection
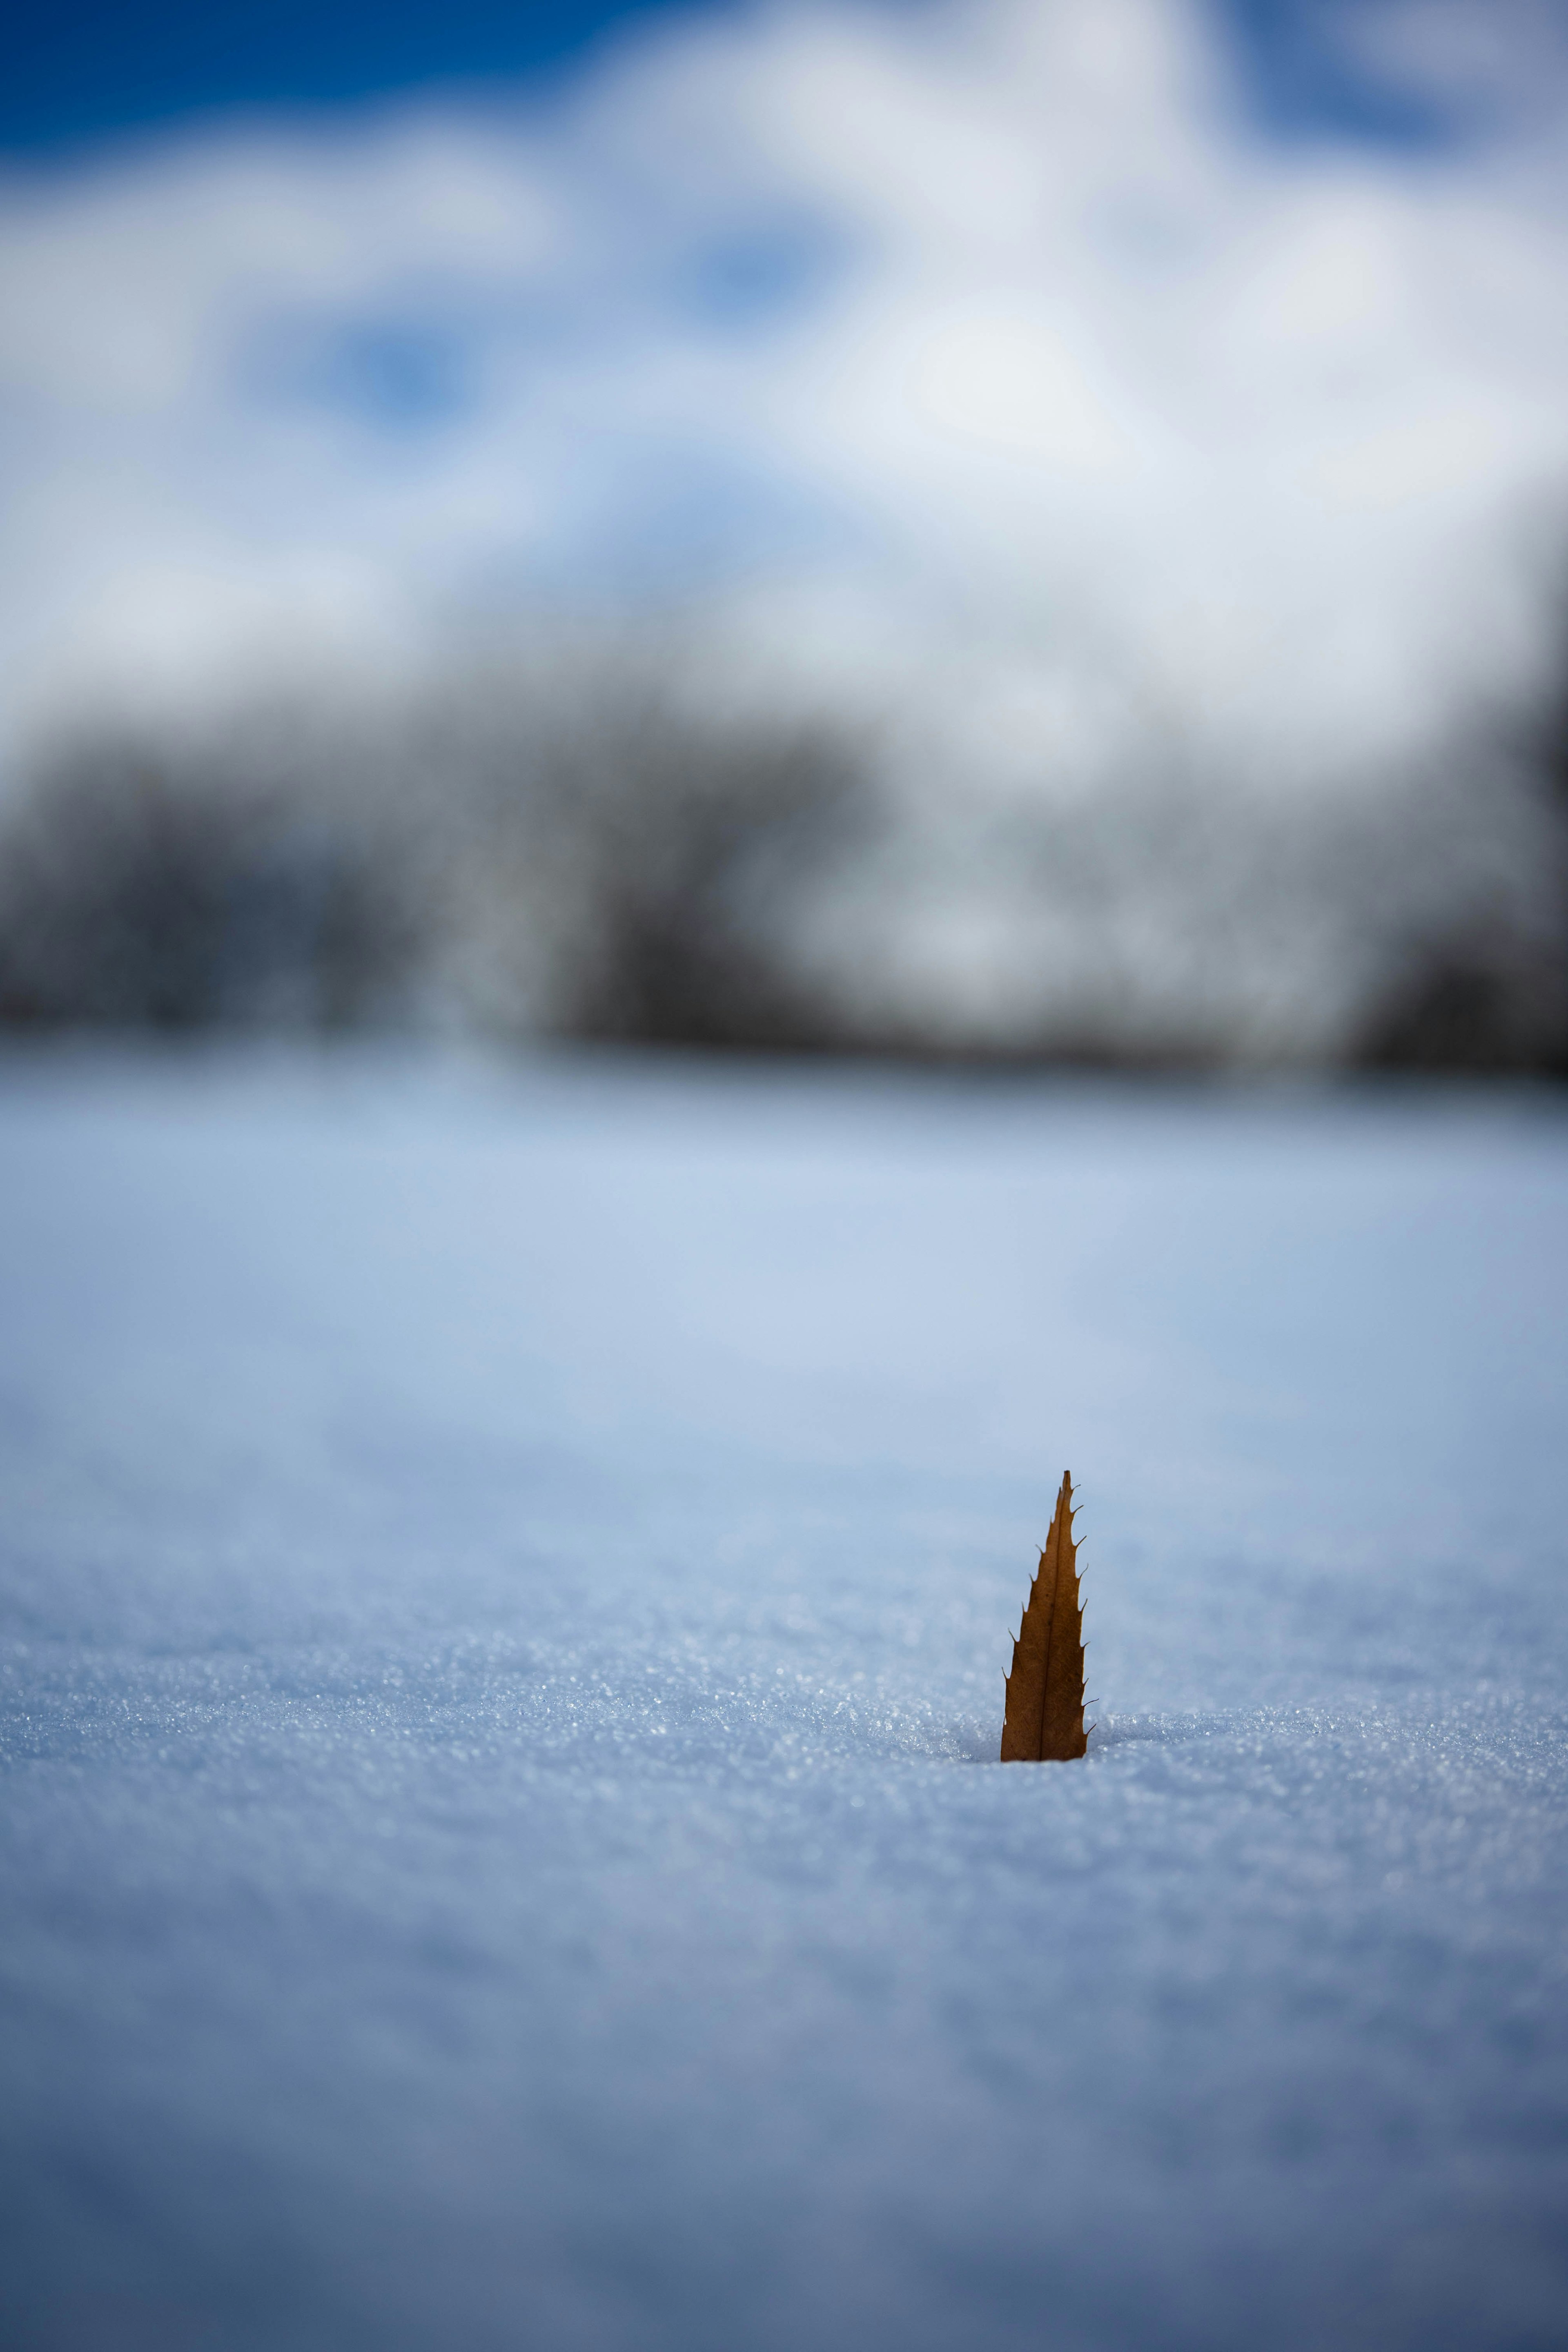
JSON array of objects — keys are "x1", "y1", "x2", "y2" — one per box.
[{"x1": 2, "y1": 0, "x2": 1567, "y2": 787}]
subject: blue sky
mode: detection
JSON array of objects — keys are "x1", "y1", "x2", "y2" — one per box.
[
  {"x1": 13, "y1": 2, "x2": 709, "y2": 151},
  {"x1": 2, "y1": 0, "x2": 1566, "y2": 806},
  {"x1": 2, "y1": 0, "x2": 1486, "y2": 155}
]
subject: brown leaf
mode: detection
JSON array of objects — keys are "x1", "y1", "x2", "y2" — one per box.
[{"x1": 1000, "y1": 1471, "x2": 1087, "y2": 1761}]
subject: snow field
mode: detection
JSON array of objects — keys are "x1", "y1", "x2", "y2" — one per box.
[{"x1": 1, "y1": 1048, "x2": 1565, "y2": 2350}]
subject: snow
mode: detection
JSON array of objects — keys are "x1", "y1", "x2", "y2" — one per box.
[{"x1": 2, "y1": 1045, "x2": 1566, "y2": 2351}]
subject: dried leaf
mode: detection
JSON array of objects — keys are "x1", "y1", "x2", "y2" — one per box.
[{"x1": 1000, "y1": 1471, "x2": 1087, "y2": 1761}]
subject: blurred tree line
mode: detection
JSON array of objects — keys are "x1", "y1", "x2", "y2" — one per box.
[{"x1": 0, "y1": 641, "x2": 1564, "y2": 1072}]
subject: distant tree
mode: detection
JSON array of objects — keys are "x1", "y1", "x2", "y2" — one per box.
[
  {"x1": 0, "y1": 726, "x2": 421, "y2": 1032},
  {"x1": 540, "y1": 693, "x2": 871, "y2": 1051},
  {"x1": 1355, "y1": 608, "x2": 1568, "y2": 1076}
]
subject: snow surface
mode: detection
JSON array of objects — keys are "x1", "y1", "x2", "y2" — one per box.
[{"x1": 2, "y1": 1047, "x2": 1566, "y2": 2352}]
